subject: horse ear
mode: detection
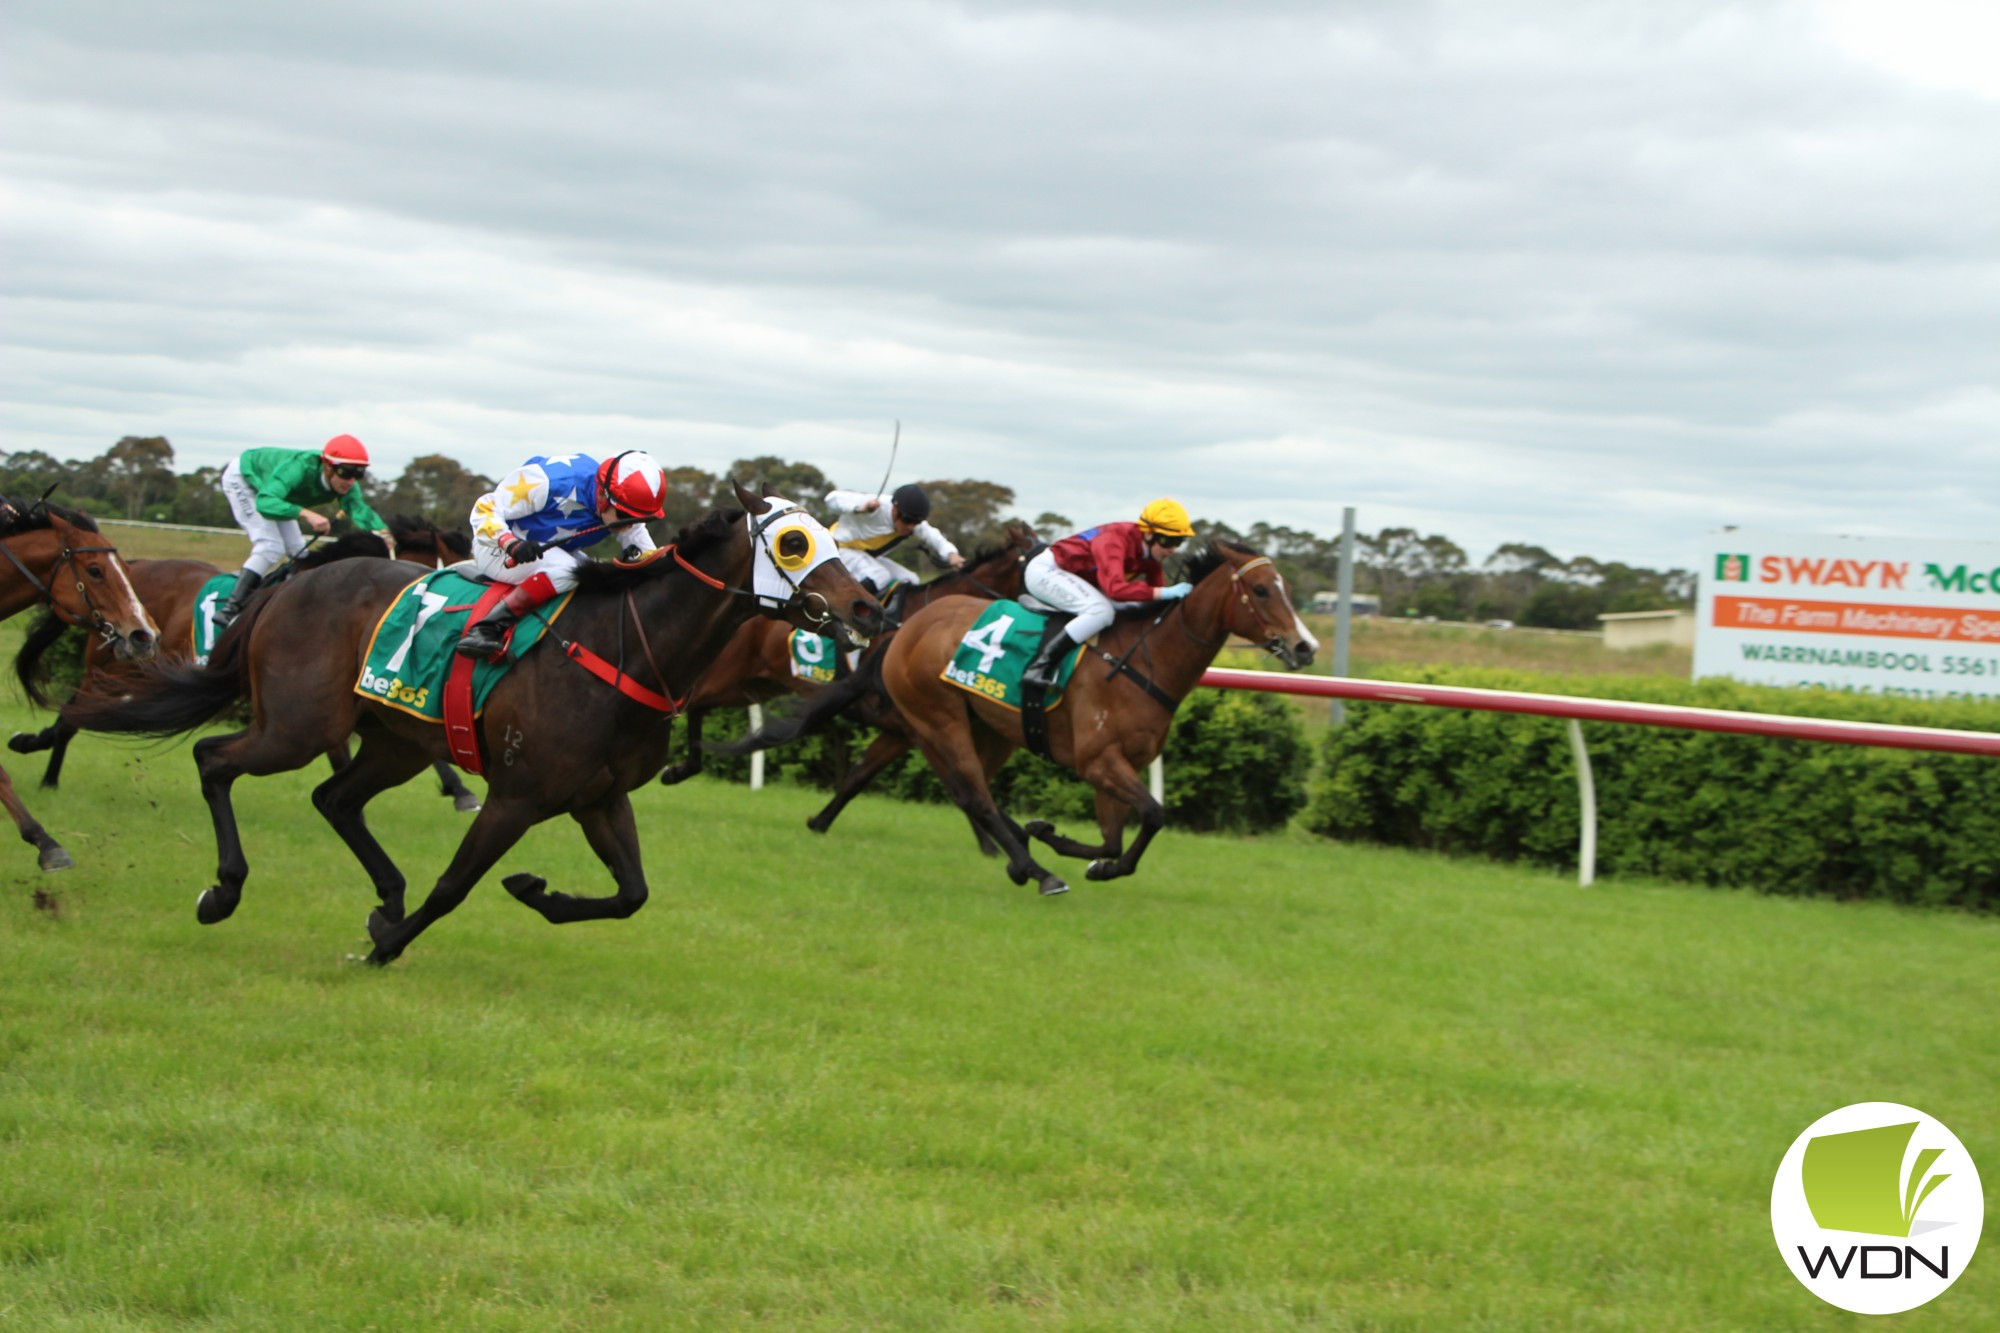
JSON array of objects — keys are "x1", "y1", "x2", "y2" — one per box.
[{"x1": 732, "y1": 477, "x2": 770, "y2": 515}]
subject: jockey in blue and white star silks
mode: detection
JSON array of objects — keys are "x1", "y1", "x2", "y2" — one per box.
[{"x1": 455, "y1": 451, "x2": 668, "y2": 660}]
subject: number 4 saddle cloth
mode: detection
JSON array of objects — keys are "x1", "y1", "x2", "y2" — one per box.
[
  {"x1": 941, "y1": 600, "x2": 1086, "y2": 711},
  {"x1": 354, "y1": 569, "x2": 573, "y2": 723}
]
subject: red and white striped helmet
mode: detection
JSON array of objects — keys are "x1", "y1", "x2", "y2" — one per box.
[
  {"x1": 596, "y1": 451, "x2": 668, "y2": 520},
  {"x1": 321, "y1": 434, "x2": 371, "y2": 468}
]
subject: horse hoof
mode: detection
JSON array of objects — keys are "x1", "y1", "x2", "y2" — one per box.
[
  {"x1": 39, "y1": 846, "x2": 74, "y2": 872},
  {"x1": 8, "y1": 732, "x2": 39, "y2": 754},
  {"x1": 195, "y1": 886, "x2": 238, "y2": 924},
  {"x1": 452, "y1": 793, "x2": 482, "y2": 813},
  {"x1": 658, "y1": 766, "x2": 692, "y2": 786},
  {"x1": 502, "y1": 873, "x2": 546, "y2": 904},
  {"x1": 365, "y1": 909, "x2": 400, "y2": 951},
  {"x1": 1038, "y1": 876, "x2": 1070, "y2": 896},
  {"x1": 805, "y1": 816, "x2": 830, "y2": 834},
  {"x1": 1024, "y1": 819, "x2": 1053, "y2": 839},
  {"x1": 1086, "y1": 860, "x2": 1118, "y2": 881}
]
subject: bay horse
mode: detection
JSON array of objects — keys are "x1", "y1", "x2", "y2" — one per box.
[
  {"x1": 61, "y1": 485, "x2": 883, "y2": 963},
  {"x1": 874, "y1": 539, "x2": 1315, "y2": 895},
  {"x1": 10, "y1": 516, "x2": 482, "y2": 809},
  {"x1": 0, "y1": 497, "x2": 159, "y2": 870},
  {"x1": 658, "y1": 519, "x2": 1041, "y2": 829}
]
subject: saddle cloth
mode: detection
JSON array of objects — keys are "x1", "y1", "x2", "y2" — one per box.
[
  {"x1": 940, "y1": 600, "x2": 1084, "y2": 711},
  {"x1": 354, "y1": 570, "x2": 571, "y2": 723}
]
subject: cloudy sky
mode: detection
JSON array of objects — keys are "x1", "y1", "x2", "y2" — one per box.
[{"x1": 3, "y1": 0, "x2": 1994, "y2": 570}]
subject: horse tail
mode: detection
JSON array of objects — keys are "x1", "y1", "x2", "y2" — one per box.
[
  {"x1": 13, "y1": 611, "x2": 72, "y2": 709},
  {"x1": 59, "y1": 592, "x2": 265, "y2": 738},
  {"x1": 710, "y1": 648, "x2": 888, "y2": 756}
]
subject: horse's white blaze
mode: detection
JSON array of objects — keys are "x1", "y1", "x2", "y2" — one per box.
[{"x1": 105, "y1": 555, "x2": 159, "y2": 636}]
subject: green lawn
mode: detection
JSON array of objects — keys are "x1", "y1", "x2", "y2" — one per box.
[{"x1": 0, "y1": 668, "x2": 1993, "y2": 1329}]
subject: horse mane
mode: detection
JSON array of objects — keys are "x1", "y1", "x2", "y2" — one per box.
[
  {"x1": 386, "y1": 513, "x2": 472, "y2": 559},
  {"x1": 571, "y1": 508, "x2": 745, "y2": 592},
  {"x1": 296, "y1": 530, "x2": 391, "y2": 568},
  {"x1": 1180, "y1": 537, "x2": 1260, "y2": 585},
  {"x1": 0, "y1": 495, "x2": 102, "y2": 538},
  {"x1": 913, "y1": 538, "x2": 1011, "y2": 588}
]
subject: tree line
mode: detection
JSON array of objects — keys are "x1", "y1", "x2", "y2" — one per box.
[{"x1": 0, "y1": 436, "x2": 1692, "y2": 631}]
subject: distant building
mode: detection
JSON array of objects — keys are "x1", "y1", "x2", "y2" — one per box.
[
  {"x1": 1310, "y1": 591, "x2": 1380, "y2": 616},
  {"x1": 1598, "y1": 608, "x2": 1695, "y2": 651}
]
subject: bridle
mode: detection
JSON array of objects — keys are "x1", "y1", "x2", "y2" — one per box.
[
  {"x1": 744, "y1": 503, "x2": 836, "y2": 627},
  {"x1": 0, "y1": 526, "x2": 131, "y2": 647}
]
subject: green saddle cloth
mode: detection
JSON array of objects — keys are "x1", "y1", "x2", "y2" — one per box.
[
  {"x1": 355, "y1": 570, "x2": 571, "y2": 722},
  {"x1": 190, "y1": 574, "x2": 237, "y2": 666},
  {"x1": 940, "y1": 600, "x2": 1083, "y2": 710},
  {"x1": 789, "y1": 629, "x2": 841, "y2": 683}
]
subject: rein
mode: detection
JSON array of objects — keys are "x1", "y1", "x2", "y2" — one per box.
[{"x1": 1095, "y1": 555, "x2": 1284, "y2": 712}]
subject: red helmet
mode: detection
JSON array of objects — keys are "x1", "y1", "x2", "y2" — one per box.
[
  {"x1": 321, "y1": 434, "x2": 370, "y2": 468},
  {"x1": 596, "y1": 451, "x2": 668, "y2": 520}
]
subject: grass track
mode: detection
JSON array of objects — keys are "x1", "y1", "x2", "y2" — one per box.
[{"x1": 0, "y1": 688, "x2": 1995, "y2": 1329}]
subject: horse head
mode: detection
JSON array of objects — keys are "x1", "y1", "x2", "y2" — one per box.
[
  {"x1": 1193, "y1": 540, "x2": 1318, "y2": 670},
  {"x1": 10, "y1": 503, "x2": 160, "y2": 662},
  {"x1": 733, "y1": 478, "x2": 884, "y2": 641}
]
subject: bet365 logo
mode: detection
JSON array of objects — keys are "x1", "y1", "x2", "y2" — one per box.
[{"x1": 1771, "y1": 1103, "x2": 1983, "y2": 1314}]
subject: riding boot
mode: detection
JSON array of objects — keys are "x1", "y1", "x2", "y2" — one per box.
[
  {"x1": 213, "y1": 568, "x2": 264, "y2": 632},
  {"x1": 1021, "y1": 617, "x2": 1077, "y2": 693},
  {"x1": 456, "y1": 573, "x2": 558, "y2": 662},
  {"x1": 455, "y1": 602, "x2": 522, "y2": 661}
]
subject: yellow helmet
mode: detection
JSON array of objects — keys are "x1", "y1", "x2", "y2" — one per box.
[{"x1": 1137, "y1": 498, "x2": 1194, "y2": 539}]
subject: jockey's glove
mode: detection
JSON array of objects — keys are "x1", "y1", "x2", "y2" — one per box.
[
  {"x1": 501, "y1": 534, "x2": 544, "y2": 566},
  {"x1": 1157, "y1": 581, "x2": 1194, "y2": 601}
]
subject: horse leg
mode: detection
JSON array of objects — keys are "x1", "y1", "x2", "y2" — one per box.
[
  {"x1": 310, "y1": 734, "x2": 432, "y2": 926},
  {"x1": 1077, "y1": 759, "x2": 1164, "y2": 883},
  {"x1": 0, "y1": 762, "x2": 72, "y2": 871},
  {"x1": 6, "y1": 716, "x2": 79, "y2": 790},
  {"x1": 805, "y1": 730, "x2": 909, "y2": 833},
  {"x1": 190, "y1": 731, "x2": 258, "y2": 922},
  {"x1": 431, "y1": 759, "x2": 483, "y2": 812},
  {"x1": 914, "y1": 733, "x2": 1068, "y2": 896},
  {"x1": 657, "y1": 707, "x2": 707, "y2": 785},
  {"x1": 363, "y1": 796, "x2": 537, "y2": 965},
  {"x1": 502, "y1": 792, "x2": 651, "y2": 924}
]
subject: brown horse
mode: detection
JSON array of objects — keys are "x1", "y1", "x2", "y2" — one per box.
[
  {"x1": 61, "y1": 486, "x2": 883, "y2": 963},
  {"x1": 10, "y1": 517, "x2": 481, "y2": 808},
  {"x1": 0, "y1": 498, "x2": 160, "y2": 870},
  {"x1": 657, "y1": 519, "x2": 1041, "y2": 828},
  {"x1": 874, "y1": 539, "x2": 1316, "y2": 895}
]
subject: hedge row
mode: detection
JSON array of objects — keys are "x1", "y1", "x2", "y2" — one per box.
[
  {"x1": 683, "y1": 685, "x2": 1311, "y2": 836},
  {"x1": 1303, "y1": 667, "x2": 2000, "y2": 910}
]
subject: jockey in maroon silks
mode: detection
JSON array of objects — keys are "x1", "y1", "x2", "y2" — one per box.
[{"x1": 1019, "y1": 497, "x2": 1197, "y2": 689}]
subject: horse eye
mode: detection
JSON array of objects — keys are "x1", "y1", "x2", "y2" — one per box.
[
  {"x1": 87, "y1": 564, "x2": 105, "y2": 580},
  {"x1": 777, "y1": 530, "x2": 810, "y2": 560},
  {"x1": 1253, "y1": 584, "x2": 1269, "y2": 598}
]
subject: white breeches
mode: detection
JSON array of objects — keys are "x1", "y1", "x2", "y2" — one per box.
[
  {"x1": 471, "y1": 538, "x2": 588, "y2": 592},
  {"x1": 1024, "y1": 550, "x2": 1141, "y2": 643},
  {"x1": 837, "y1": 546, "x2": 918, "y2": 592},
  {"x1": 221, "y1": 461, "x2": 309, "y2": 577}
]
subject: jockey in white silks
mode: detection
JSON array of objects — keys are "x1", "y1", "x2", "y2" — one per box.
[
  {"x1": 454, "y1": 451, "x2": 667, "y2": 661},
  {"x1": 824, "y1": 482, "x2": 964, "y2": 595}
]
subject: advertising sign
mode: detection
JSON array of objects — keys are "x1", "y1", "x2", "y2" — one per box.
[{"x1": 1696, "y1": 530, "x2": 2000, "y2": 700}]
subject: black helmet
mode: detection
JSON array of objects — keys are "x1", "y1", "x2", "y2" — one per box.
[{"x1": 891, "y1": 482, "x2": 931, "y2": 524}]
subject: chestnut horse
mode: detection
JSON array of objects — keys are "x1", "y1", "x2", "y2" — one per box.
[
  {"x1": 10, "y1": 516, "x2": 481, "y2": 809},
  {"x1": 61, "y1": 487, "x2": 882, "y2": 964},
  {"x1": 658, "y1": 519, "x2": 1041, "y2": 826},
  {"x1": 876, "y1": 539, "x2": 1316, "y2": 895},
  {"x1": 0, "y1": 498, "x2": 160, "y2": 870}
]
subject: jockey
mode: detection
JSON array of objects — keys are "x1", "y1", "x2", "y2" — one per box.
[
  {"x1": 1019, "y1": 498, "x2": 1197, "y2": 689},
  {"x1": 455, "y1": 450, "x2": 667, "y2": 660},
  {"x1": 215, "y1": 434, "x2": 391, "y2": 629},
  {"x1": 825, "y1": 482, "x2": 964, "y2": 597}
]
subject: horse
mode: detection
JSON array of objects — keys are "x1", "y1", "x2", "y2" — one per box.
[
  {"x1": 60, "y1": 484, "x2": 883, "y2": 963},
  {"x1": 822, "y1": 539, "x2": 1315, "y2": 896},
  {"x1": 657, "y1": 519, "x2": 1041, "y2": 829},
  {"x1": 10, "y1": 516, "x2": 482, "y2": 809},
  {"x1": 0, "y1": 497, "x2": 160, "y2": 870}
]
